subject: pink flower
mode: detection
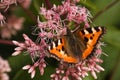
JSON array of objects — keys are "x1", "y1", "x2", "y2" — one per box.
[
  {"x1": 17, "y1": 0, "x2": 31, "y2": 9},
  {"x1": 51, "y1": 64, "x2": 64, "y2": 80},
  {"x1": 12, "y1": 0, "x2": 105, "y2": 80},
  {"x1": 0, "y1": 0, "x2": 17, "y2": 11},
  {"x1": 36, "y1": 16, "x2": 66, "y2": 40},
  {"x1": 38, "y1": 56, "x2": 46, "y2": 75},
  {"x1": 67, "y1": 6, "x2": 90, "y2": 25},
  {"x1": 36, "y1": 0, "x2": 91, "y2": 42},
  {"x1": 13, "y1": 34, "x2": 47, "y2": 78},
  {"x1": 12, "y1": 34, "x2": 48, "y2": 61},
  {"x1": 87, "y1": 57, "x2": 104, "y2": 79},
  {"x1": 0, "y1": 56, "x2": 11, "y2": 80},
  {"x1": 12, "y1": 34, "x2": 34, "y2": 56},
  {"x1": 22, "y1": 53, "x2": 47, "y2": 78},
  {"x1": 7, "y1": 15, "x2": 25, "y2": 31},
  {"x1": 51, "y1": 56, "x2": 104, "y2": 80},
  {"x1": 23, "y1": 64, "x2": 36, "y2": 78},
  {"x1": 12, "y1": 40, "x2": 25, "y2": 56},
  {"x1": 40, "y1": 7, "x2": 60, "y2": 20},
  {"x1": 50, "y1": 42, "x2": 105, "y2": 80},
  {"x1": 0, "y1": 15, "x2": 24, "y2": 39},
  {"x1": 0, "y1": 13, "x2": 6, "y2": 26}
]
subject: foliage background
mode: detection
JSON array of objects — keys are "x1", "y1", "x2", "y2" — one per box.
[{"x1": 0, "y1": 0, "x2": 120, "y2": 80}]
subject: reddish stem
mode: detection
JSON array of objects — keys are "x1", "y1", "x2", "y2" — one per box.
[
  {"x1": 44, "y1": 0, "x2": 52, "y2": 9},
  {"x1": 0, "y1": 39, "x2": 14, "y2": 45}
]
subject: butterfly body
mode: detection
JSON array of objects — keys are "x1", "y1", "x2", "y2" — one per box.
[{"x1": 48, "y1": 27, "x2": 105, "y2": 63}]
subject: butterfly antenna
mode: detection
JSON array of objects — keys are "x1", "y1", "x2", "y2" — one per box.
[{"x1": 71, "y1": 26, "x2": 80, "y2": 33}]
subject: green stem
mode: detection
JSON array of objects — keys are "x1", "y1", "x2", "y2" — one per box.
[{"x1": 92, "y1": 0, "x2": 120, "y2": 21}]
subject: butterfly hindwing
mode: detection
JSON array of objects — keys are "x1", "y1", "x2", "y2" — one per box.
[{"x1": 48, "y1": 38, "x2": 79, "y2": 63}]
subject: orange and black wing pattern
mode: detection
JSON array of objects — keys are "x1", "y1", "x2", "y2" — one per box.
[
  {"x1": 48, "y1": 27, "x2": 105, "y2": 63},
  {"x1": 48, "y1": 38, "x2": 79, "y2": 63},
  {"x1": 78, "y1": 27, "x2": 105, "y2": 59}
]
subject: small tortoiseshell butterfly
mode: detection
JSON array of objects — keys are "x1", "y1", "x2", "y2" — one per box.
[{"x1": 48, "y1": 27, "x2": 105, "y2": 63}]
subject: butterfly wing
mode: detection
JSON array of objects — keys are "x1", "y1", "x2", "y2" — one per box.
[
  {"x1": 48, "y1": 38, "x2": 79, "y2": 63},
  {"x1": 48, "y1": 27, "x2": 105, "y2": 63},
  {"x1": 77, "y1": 27, "x2": 105, "y2": 59}
]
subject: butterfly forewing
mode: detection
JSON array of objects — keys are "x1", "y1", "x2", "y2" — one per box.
[{"x1": 79, "y1": 27, "x2": 105, "y2": 59}]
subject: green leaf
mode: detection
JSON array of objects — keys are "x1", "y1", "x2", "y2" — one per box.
[
  {"x1": 8, "y1": 53, "x2": 56, "y2": 80},
  {"x1": 79, "y1": 0, "x2": 98, "y2": 11},
  {"x1": 103, "y1": 26, "x2": 120, "y2": 48},
  {"x1": 112, "y1": 61, "x2": 120, "y2": 80},
  {"x1": 83, "y1": 73, "x2": 94, "y2": 80},
  {"x1": 93, "y1": 1, "x2": 120, "y2": 26},
  {"x1": 8, "y1": 53, "x2": 31, "y2": 79},
  {"x1": 97, "y1": 42, "x2": 120, "y2": 80},
  {"x1": 33, "y1": 0, "x2": 44, "y2": 13},
  {"x1": 12, "y1": 65, "x2": 55, "y2": 80}
]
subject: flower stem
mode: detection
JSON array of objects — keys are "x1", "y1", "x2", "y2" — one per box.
[
  {"x1": 44, "y1": 0, "x2": 52, "y2": 9},
  {"x1": 92, "y1": 0, "x2": 120, "y2": 21},
  {"x1": 0, "y1": 39, "x2": 14, "y2": 45}
]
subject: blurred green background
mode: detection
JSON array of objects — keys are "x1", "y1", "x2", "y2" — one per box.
[{"x1": 0, "y1": 0, "x2": 120, "y2": 80}]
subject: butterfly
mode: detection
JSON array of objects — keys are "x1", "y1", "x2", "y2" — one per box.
[{"x1": 48, "y1": 27, "x2": 105, "y2": 63}]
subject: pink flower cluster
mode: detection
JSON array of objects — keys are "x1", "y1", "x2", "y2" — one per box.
[
  {"x1": 0, "y1": 13, "x2": 6, "y2": 26},
  {"x1": 12, "y1": 34, "x2": 47, "y2": 78},
  {"x1": 0, "y1": 0, "x2": 17, "y2": 11},
  {"x1": 0, "y1": 56, "x2": 11, "y2": 80},
  {"x1": 12, "y1": 0, "x2": 105, "y2": 80},
  {"x1": 0, "y1": 0, "x2": 31, "y2": 11},
  {"x1": 0, "y1": 15, "x2": 24, "y2": 38},
  {"x1": 50, "y1": 49, "x2": 104, "y2": 80},
  {"x1": 36, "y1": 0, "x2": 91, "y2": 41},
  {"x1": 22, "y1": 53, "x2": 46, "y2": 78},
  {"x1": 0, "y1": 0, "x2": 31, "y2": 38}
]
